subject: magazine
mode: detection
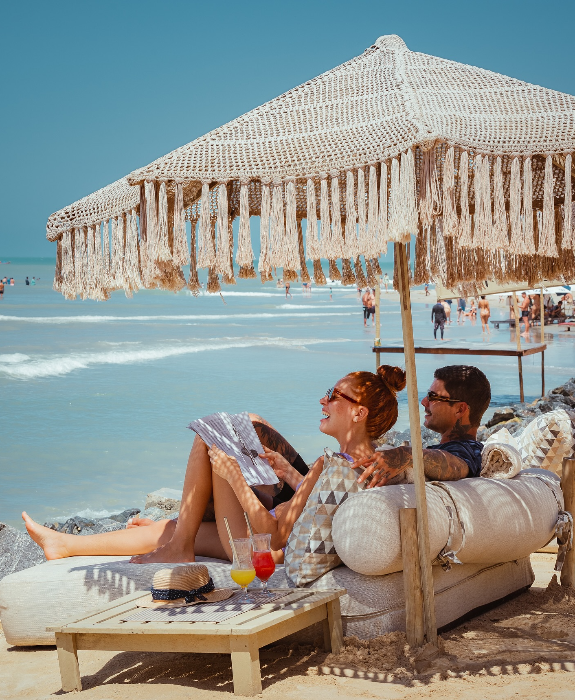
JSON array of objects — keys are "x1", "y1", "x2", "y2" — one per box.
[{"x1": 187, "y1": 411, "x2": 279, "y2": 487}]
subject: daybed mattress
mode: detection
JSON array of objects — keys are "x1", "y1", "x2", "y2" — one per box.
[{"x1": 0, "y1": 555, "x2": 533, "y2": 645}]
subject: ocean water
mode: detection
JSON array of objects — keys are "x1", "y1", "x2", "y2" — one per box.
[{"x1": 1, "y1": 257, "x2": 573, "y2": 530}]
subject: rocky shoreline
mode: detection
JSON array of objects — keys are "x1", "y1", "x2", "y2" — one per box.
[{"x1": 2, "y1": 378, "x2": 574, "y2": 582}]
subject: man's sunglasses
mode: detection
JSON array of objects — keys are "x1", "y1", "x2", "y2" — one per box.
[
  {"x1": 426, "y1": 390, "x2": 465, "y2": 404},
  {"x1": 325, "y1": 387, "x2": 361, "y2": 405}
]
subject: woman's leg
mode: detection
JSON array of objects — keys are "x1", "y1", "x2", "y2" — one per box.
[
  {"x1": 130, "y1": 434, "x2": 214, "y2": 563},
  {"x1": 22, "y1": 513, "x2": 176, "y2": 561}
]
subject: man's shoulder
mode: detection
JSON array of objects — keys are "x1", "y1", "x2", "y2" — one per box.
[{"x1": 427, "y1": 439, "x2": 483, "y2": 477}]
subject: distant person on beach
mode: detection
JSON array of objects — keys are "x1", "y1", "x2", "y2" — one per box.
[
  {"x1": 0, "y1": 279, "x2": 4, "y2": 299},
  {"x1": 357, "y1": 286, "x2": 362, "y2": 299},
  {"x1": 23, "y1": 364, "x2": 490, "y2": 564},
  {"x1": 478, "y1": 296, "x2": 491, "y2": 333},
  {"x1": 531, "y1": 294, "x2": 541, "y2": 321},
  {"x1": 551, "y1": 300, "x2": 564, "y2": 319},
  {"x1": 362, "y1": 288, "x2": 375, "y2": 326},
  {"x1": 465, "y1": 299, "x2": 477, "y2": 322},
  {"x1": 31, "y1": 277, "x2": 36, "y2": 285},
  {"x1": 362, "y1": 289, "x2": 371, "y2": 326},
  {"x1": 425, "y1": 283, "x2": 430, "y2": 296},
  {"x1": 25, "y1": 276, "x2": 30, "y2": 285},
  {"x1": 285, "y1": 281, "x2": 291, "y2": 298},
  {"x1": 519, "y1": 292, "x2": 530, "y2": 335},
  {"x1": 9, "y1": 277, "x2": 14, "y2": 286},
  {"x1": 457, "y1": 297, "x2": 466, "y2": 323},
  {"x1": 442, "y1": 299, "x2": 451, "y2": 324},
  {"x1": 383, "y1": 273, "x2": 390, "y2": 292},
  {"x1": 432, "y1": 299, "x2": 447, "y2": 340},
  {"x1": 329, "y1": 286, "x2": 333, "y2": 301}
]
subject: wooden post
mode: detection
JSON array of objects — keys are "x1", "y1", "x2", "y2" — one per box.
[
  {"x1": 375, "y1": 283, "x2": 381, "y2": 345},
  {"x1": 375, "y1": 282, "x2": 382, "y2": 369},
  {"x1": 560, "y1": 459, "x2": 575, "y2": 588},
  {"x1": 400, "y1": 508, "x2": 425, "y2": 646},
  {"x1": 323, "y1": 598, "x2": 344, "y2": 654},
  {"x1": 55, "y1": 633, "x2": 82, "y2": 692},
  {"x1": 230, "y1": 635, "x2": 262, "y2": 696},
  {"x1": 512, "y1": 294, "x2": 524, "y2": 402},
  {"x1": 540, "y1": 288, "x2": 545, "y2": 397},
  {"x1": 394, "y1": 242, "x2": 437, "y2": 645},
  {"x1": 540, "y1": 289, "x2": 545, "y2": 344}
]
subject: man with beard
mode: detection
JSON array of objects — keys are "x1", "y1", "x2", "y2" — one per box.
[{"x1": 354, "y1": 365, "x2": 490, "y2": 486}]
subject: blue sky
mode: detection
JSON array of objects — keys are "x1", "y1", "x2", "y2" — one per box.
[{"x1": 1, "y1": 0, "x2": 574, "y2": 257}]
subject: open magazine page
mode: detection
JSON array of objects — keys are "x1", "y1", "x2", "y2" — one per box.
[{"x1": 187, "y1": 411, "x2": 279, "y2": 487}]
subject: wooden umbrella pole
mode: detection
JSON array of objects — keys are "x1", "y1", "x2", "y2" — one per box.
[
  {"x1": 512, "y1": 293, "x2": 524, "y2": 402},
  {"x1": 540, "y1": 288, "x2": 545, "y2": 397},
  {"x1": 560, "y1": 459, "x2": 575, "y2": 588},
  {"x1": 395, "y1": 242, "x2": 437, "y2": 645},
  {"x1": 375, "y1": 281, "x2": 381, "y2": 369}
]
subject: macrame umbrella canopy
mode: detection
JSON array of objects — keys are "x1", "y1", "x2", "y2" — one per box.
[{"x1": 47, "y1": 34, "x2": 575, "y2": 300}]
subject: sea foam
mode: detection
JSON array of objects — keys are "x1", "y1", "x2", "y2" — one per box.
[
  {"x1": 0, "y1": 311, "x2": 355, "y2": 324},
  {"x1": 0, "y1": 337, "x2": 348, "y2": 380}
]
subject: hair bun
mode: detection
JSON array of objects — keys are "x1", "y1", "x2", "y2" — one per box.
[{"x1": 376, "y1": 365, "x2": 407, "y2": 393}]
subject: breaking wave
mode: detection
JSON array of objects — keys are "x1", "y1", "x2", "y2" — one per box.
[
  {"x1": 0, "y1": 311, "x2": 355, "y2": 324},
  {"x1": 0, "y1": 337, "x2": 349, "y2": 380}
]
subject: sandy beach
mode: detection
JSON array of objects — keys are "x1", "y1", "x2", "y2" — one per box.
[{"x1": 2, "y1": 553, "x2": 573, "y2": 700}]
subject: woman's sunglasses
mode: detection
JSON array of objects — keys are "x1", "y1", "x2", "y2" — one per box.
[
  {"x1": 426, "y1": 390, "x2": 464, "y2": 404},
  {"x1": 325, "y1": 387, "x2": 361, "y2": 405}
]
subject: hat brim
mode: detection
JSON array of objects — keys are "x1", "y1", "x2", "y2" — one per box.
[{"x1": 137, "y1": 587, "x2": 236, "y2": 608}]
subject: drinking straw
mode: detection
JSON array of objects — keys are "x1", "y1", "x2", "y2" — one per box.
[
  {"x1": 244, "y1": 511, "x2": 254, "y2": 539},
  {"x1": 223, "y1": 517, "x2": 238, "y2": 561}
]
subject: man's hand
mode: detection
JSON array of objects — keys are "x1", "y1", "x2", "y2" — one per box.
[
  {"x1": 259, "y1": 446, "x2": 302, "y2": 489},
  {"x1": 208, "y1": 445, "x2": 242, "y2": 483},
  {"x1": 355, "y1": 446, "x2": 411, "y2": 488},
  {"x1": 355, "y1": 445, "x2": 470, "y2": 487}
]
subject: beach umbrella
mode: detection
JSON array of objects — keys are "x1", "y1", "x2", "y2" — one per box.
[{"x1": 45, "y1": 34, "x2": 575, "y2": 645}]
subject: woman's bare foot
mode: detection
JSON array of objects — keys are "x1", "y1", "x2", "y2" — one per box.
[
  {"x1": 130, "y1": 540, "x2": 195, "y2": 564},
  {"x1": 22, "y1": 512, "x2": 71, "y2": 560}
]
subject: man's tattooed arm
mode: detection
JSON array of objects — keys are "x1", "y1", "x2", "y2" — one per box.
[
  {"x1": 355, "y1": 445, "x2": 469, "y2": 488},
  {"x1": 421, "y1": 449, "x2": 469, "y2": 481}
]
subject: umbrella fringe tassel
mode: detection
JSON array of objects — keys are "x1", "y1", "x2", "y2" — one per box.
[{"x1": 539, "y1": 155, "x2": 559, "y2": 257}]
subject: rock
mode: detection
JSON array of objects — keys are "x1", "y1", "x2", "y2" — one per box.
[
  {"x1": 108, "y1": 508, "x2": 141, "y2": 524},
  {"x1": 477, "y1": 416, "x2": 525, "y2": 442},
  {"x1": 0, "y1": 523, "x2": 45, "y2": 582},
  {"x1": 486, "y1": 406, "x2": 516, "y2": 428},
  {"x1": 144, "y1": 488, "x2": 182, "y2": 515},
  {"x1": 551, "y1": 380, "x2": 575, "y2": 398},
  {"x1": 139, "y1": 507, "x2": 174, "y2": 521},
  {"x1": 45, "y1": 515, "x2": 126, "y2": 536},
  {"x1": 376, "y1": 426, "x2": 438, "y2": 449}
]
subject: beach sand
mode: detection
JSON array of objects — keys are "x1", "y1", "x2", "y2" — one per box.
[{"x1": 2, "y1": 553, "x2": 574, "y2": 700}]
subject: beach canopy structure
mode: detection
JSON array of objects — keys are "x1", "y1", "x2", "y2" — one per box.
[
  {"x1": 47, "y1": 34, "x2": 575, "y2": 302},
  {"x1": 45, "y1": 34, "x2": 575, "y2": 647}
]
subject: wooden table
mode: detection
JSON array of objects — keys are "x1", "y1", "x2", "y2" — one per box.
[
  {"x1": 372, "y1": 342, "x2": 547, "y2": 402},
  {"x1": 49, "y1": 588, "x2": 345, "y2": 696}
]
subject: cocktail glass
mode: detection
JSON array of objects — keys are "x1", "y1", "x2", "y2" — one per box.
[
  {"x1": 230, "y1": 538, "x2": 256, "y2": 603},
  {"x1": 251, "y1": 533, "x2": 276, "y2": 596}
]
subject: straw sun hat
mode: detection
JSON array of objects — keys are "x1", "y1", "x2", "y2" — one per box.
[{"x1": 137, "y1": 564, "x2": 235, "y2": 608}]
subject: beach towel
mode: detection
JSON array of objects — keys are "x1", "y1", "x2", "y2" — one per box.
[{"x1": 480, "y1": 427, "x2": 523, "y2": 479}]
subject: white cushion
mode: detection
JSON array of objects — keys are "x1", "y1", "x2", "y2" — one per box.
[
  {"x1": 0, "y1": 551, "x2": 533, "y2": 645},
  {"x1": 332, "y1": 469, "x2": 562, "y2": 576}
]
